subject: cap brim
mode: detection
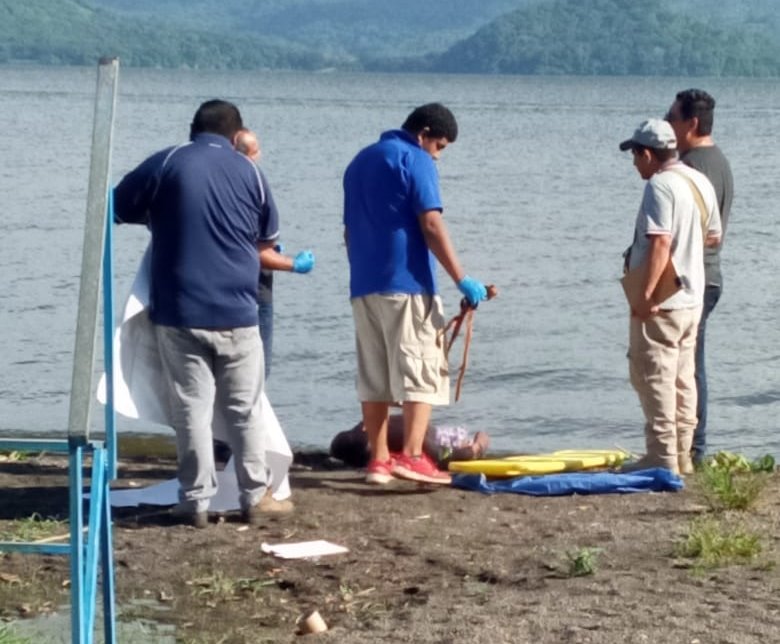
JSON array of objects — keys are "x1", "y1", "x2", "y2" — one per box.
[{"x1": 618, "y1": 139, "x2": 635, "y2": 151}]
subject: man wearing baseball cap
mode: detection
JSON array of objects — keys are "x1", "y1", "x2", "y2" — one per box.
[{"x1": 619, "y1": 118, "x2": 722, "y2": 475}]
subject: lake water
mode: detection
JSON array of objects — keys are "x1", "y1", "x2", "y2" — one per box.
[{"x1": 0, "y1": 66, "x2": 777, "y2": 457}]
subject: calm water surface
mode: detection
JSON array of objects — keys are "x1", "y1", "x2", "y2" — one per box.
[{"x1": 0, "y1": 66, "x2": 778, "y2": 456}]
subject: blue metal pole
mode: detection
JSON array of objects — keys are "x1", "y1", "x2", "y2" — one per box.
[
  {"x1": 101, "y1": 471, "x2": 117, "y2": 644},
  {"x1": 84, "y1": 448, "x2": 106, "y2": 637},
  {"x1": 103, "y1": 190, "x2": 117, "y2": 481},
  {"x1": 69, "y1": 440, "x2": 86, "y2": 644}
]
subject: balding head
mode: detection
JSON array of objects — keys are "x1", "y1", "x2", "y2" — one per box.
[{"x1": 235, "y1": 128, "x2": 261, "y2": 162}]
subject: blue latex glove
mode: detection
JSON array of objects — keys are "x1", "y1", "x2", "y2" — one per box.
[
  {"x1": 292, "y1": 250, "x2": 315, "y2": 274},
  {"x1": 457, "y1": 275, "x2": 487, "y2": 307}
]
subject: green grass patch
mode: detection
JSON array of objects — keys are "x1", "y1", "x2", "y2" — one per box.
[
  {"x1": 694, "y1": 464, "x2": 770, "y2": 511},
  {"x1": 705, "y1": 451, "x2": 775, "y2": 474},
  {"x1": 675, "y1": 517, "x2": 761, "y2": 569},
  {"x1": 188, "y1": 571, "x2": 276, "y2": 603},
  {"x1": 565, "y1": 547, "x2": 601, "y2": 577},
  {"x1": 0, "y1": 624, "x2": 33, "y2": 644},
  {"x1": 0, "y1": 451, "x2": 28, "y2": 463},
  {"x1": 0, "y1": 514, "x2": 66, "y2": 542}
]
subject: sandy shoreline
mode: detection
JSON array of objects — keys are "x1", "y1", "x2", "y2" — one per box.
[{"x1": 1, "y1": 450, "x2": 779, "y2": 643}]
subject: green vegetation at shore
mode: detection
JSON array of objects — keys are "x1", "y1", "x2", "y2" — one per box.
[{"x1": 2, "y1": 0, "x2": 780, "y2": 75}]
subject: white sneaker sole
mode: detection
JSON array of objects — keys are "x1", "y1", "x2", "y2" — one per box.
[
  {"x1": 391, "y1": 465, "x2": 451, "y2": 485},
  {"x1": 365, "y1": 471, "x2": 394, "y2": 484}
]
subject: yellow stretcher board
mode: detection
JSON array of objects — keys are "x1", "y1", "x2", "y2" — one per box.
[{"x1": 447, "y1": 449, "x2": 629, "y2": 478}]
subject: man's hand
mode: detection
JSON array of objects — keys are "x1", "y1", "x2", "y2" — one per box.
[
  {"x1": 292, "y1": 250, "x2": 315, "y2": 274},
  {"x1": 457, "y1": 276, "x2": 487, "y2": 307},
  {"x1": 632, "y1": 296, "x2": 659, "y2": 320}
]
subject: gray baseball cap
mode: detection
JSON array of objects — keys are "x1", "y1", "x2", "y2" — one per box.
[{"x1": 619, "y1": 118, "x2": 677, "y2": 151}]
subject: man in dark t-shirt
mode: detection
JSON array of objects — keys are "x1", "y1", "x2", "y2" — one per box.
[{"x1": 666, "y1": 89, "x2": 734, "y2": 465}]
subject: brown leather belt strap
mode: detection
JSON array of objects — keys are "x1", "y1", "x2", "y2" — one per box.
[{"x1": 442, "y1": 285, "x2": 498, "y2": 402}]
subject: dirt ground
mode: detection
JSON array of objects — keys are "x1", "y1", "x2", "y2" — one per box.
[{"x1": 1, "y1": 449, "x2": 780, "y2": 644}]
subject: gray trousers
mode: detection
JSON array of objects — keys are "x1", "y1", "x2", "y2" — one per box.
[{"x1": 155, "y1": 325, "x2": 268, "y2": 512}]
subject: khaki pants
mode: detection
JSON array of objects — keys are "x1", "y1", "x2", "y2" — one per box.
[
  {"x1": 352, "y1": 294, "x2": 449, "y2": 405},
  {"x1": 628, "y1": 307, "x2": 701, "y2": 470}
]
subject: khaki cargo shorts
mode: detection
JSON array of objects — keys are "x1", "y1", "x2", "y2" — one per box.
[{"x1": 351, "y1": 293, "x2": 450, "y2": 405}]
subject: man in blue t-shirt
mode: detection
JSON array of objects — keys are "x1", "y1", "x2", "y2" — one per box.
[
  {"x1": 343, "y1": 102, "x2": 490, "y2": 485},
  {"x1": 114, "y1": 99, "x2": 292, "y2": 527}
]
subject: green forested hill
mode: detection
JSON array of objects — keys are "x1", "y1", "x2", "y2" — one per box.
[
  {"x1": 0, "y1": 0, "x2": 341, "y2": 69},
  {"x1": 89, "y1": 0, "x2": 529, "y2": 59},
  {"x1": 429, "y1": 0, "x2": 780, "y2": 76},
  {"x1": 3, "y1": 0, "x2": 780, "y2": 75}
]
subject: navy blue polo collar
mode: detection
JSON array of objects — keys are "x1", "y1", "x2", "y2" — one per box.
[{"x1": 191, "y1": 132, "x2": 233, "y2": 147}]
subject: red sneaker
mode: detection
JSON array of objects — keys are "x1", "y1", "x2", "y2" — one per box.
[
  {"x1": 392, "y1": 453, "x2": 452, "y2": 485},
  {"x1": 365, "y1": 458, "x2": 394, "y2": 484}
]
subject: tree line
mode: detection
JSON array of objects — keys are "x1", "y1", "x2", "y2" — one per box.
[{"x1": 3, "y1": 0, "x2": 780, "y2": 76}]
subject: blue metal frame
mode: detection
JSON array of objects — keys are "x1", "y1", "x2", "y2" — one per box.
[
  {"x1": 0, "y1": 57, "x2": 119, "y2": 644},
  {"x1": 0, "y1": 204, "x2": 118, "y2": 643}
]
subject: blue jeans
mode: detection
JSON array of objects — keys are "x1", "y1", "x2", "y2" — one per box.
[
  {"x1": 257, "y1": 298, "x2": 273, "y2": 380},
  {"x1": 692, "y1": 284, "x2": 722, "y2": 463},
  {"x1": 257, "y1": 269, "x2": 274, "y2": 380}
]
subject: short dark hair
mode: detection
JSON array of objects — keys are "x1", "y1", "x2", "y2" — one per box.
[
  {"x1": 402, "y1": 103, "x2": 458, "y2": 142},
  {"x1": 190, "y1": 99, "x2": 243, "y2": 140},
  {"x1": 675, "y1": 89, "x2": 715, "y2": 136},
  {"x1": 632, "y1": 144, "x2": 677, "y2": 163}
]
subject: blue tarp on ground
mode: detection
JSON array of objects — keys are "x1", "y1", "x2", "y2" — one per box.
[{"x1": 451, "y1": 468, "x2": 684, "y2": 496}]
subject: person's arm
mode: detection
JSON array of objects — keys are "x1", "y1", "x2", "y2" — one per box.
[
  {"x1": 418, "y1": 210, "x2": 465, "y2": 283},
  {"x1": 705, "y1": 199, "x2": 723, "y2": 248},
  {"x1": 113, "y1": 148, "x2": 170, "y2": 225},
  {"x1": 259, "y1": 244, "x2": 294, "y2": 271},
  {"x1": 635, "y1": 233, "x2": 671, "y2": 319},
  {"x1": 258, "y1": 244, "x2": 315, "y2": 274},
  {"x1": 705, "y1": 233, "x2": 722, "y2": 248},
  {"x1": 419, "y1": 210, "x2": 488, "y2": 306},
  {"x1": 254, "y1": 168, "x2": 314, "y2": 273}
]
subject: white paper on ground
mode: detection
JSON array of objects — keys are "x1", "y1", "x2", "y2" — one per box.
[
  {"x1": 95, "y1": 244, "x2": 293, "y2": 505},
  {"x1": 260, "y1": 540, "x2": 349, "y2": 560}
]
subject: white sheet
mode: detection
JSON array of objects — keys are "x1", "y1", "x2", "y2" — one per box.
[{"x1": 97, "y1": 245, "x2": 292, "y2": 508}]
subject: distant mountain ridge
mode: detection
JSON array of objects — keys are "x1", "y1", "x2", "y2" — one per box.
[
  {"x1": 89, "y1": 0, "x2": 528, "y2": 60},
  {"x1": 2, "y1": 0, "x2": 780, "y2": 75},
  {"x1": 427, "y1": 0, "x2": 780, "y2": 76},
  {"x1": 0, "y1": 0, "x2": 341, "y2": 69}
]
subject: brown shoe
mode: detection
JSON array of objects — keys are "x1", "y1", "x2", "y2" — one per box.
[
  {"x1": 620, "y1": 455, "x2": 680, "y2": 476},
  {"x1": 171, "y1": 503, "x2": 209, "y2": 529},
  {"x1": 678, "y1": 453, "x2": 694, "y2": 475},
  {"x1": 242, "y1": 493, "x2": 294, "y2": 525}
]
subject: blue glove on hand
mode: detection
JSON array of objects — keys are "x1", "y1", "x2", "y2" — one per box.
[
  {"x1": 457, "y1": 275, "x2": 488, "y2": 307},
  {"x1": 292, "y1": 250, "x2": 315, "y2": 274}
]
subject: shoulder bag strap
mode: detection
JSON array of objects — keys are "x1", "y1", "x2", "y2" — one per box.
[{"x1": 666, "y1": 169, "x2": 709, "y2": 240}]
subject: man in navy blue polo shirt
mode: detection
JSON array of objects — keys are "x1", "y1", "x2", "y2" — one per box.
[
  {"x1": 114, "y1": 99, "x2": 291, "y2": 527},
  {"x1": 343, "y1": 102, "x2": 490, "y2": 486}
]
